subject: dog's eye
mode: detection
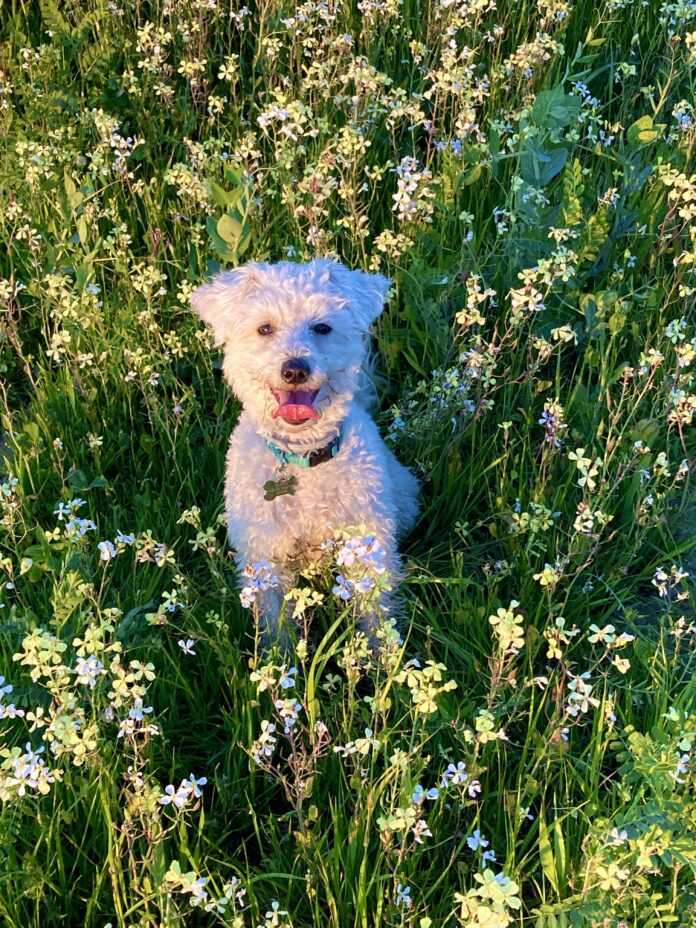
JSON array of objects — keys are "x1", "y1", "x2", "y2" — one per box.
[
  {"x1": 311, "y1": 323, "x2": 332, "y2": 335},
  {"x1": 257, "y1": 323, "x2": 274, "y2": 336}
]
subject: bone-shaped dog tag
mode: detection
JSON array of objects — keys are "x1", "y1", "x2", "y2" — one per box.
[{"x1": 263, "y1": 476, "x2": 297, "y2": 501}]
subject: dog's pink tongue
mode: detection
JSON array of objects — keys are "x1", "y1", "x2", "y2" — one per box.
[{"x1": 272, "y1": 390, "x2": 319, "y2": 422}]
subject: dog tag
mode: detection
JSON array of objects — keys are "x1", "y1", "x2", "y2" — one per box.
[{"x1": 263, "y1": 475, "x2": 297, "y2": 501}]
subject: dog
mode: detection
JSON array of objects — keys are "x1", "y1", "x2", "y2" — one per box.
[{"x1": 191, "y1": 258, "x2": 419, "y2": 636}]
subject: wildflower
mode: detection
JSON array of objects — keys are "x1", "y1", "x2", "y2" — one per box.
[
  {"x1": 533, "y1": 563, "x2": 562, "y2": 589},
  {"x1": 128, "y1": 698, "x2": 153, "y2": 722},
  {"x1": 279, "y1": 666, "x2": 298, "y2": 689},
  {"x1": 273, "y1": 698, "x2": 302, "y2": 734},
  {"x1": 489, "y1": 601, "x2": 525, "y2": 654},
  {"x1": 74, "y1": 655, "x2": 106, "y2": 687},
  {"x1": 334, "y1": 728, "x2": 380, "y2": 757},
  {"x1": 159, "y1": 783, "x2": 190, "y2": 809},
  {"x1": 587, "y1": 624, "x2": 616, "y2": 645},
  {"x1": 467, "y1": 829, "x2": 490, "y2": 851},
  {"x1": 568, "y1": 447, "x2": 592, "y2": 471},
  {"x1": 538, "y1": 399, "x2": 567, "y2": 448},
  {"x1": 395, "y1": 883, "x2": 412, "y2": 907},
  {"x1": 66, "y1": 518, "x2": 97, "y2": 537},
  {"x1": 596, "y1": 863, "x2": 630, "y2": 892},
  {"x1": 394, "y1": 660, "x2": 457, "y2": 716},
  {"x1": 54, "y1": 497, "x2": 86, "y2": 521},
  {"x1": 670, "y1": 753, "x2": 690, "y2": 783},
  {"x1": 240, "y1": 560, "x2": 280, "y2": 608},
  {"x1": 391, "y1": 156, "x2": 434, "y2": 224},
  {"x1": 1, "y1": 742, "x2": 60, "y2": 798},
  {"x1": 411, "y1": 783, "x2": 439, "y2": 804},
  {"x1": 98, "y1": 540, "x2": 117, "y2": 561},
  {"x1": 335, "y1": 534, "x2": 387, "y2": 573},
  {"x1": 222, "y1": 876, "x2": 246, "y2": 908},
  {"x1": 565, "y1": 673, "x2": 600, "y2": 717},
  {"x1": 251, "y1": 720, "x2": 277, "y2": 764},
  {"x1": 441, "y1": 761, "x2": 469, "y2": 788},
  {"x1": 509, "y1": 283, "x2": 545, "y2": 315},
  {"x1": 411, "y1": 818, "x2": 432, "y2": 844},
  {"x1": 332, "y1": 574, "x2": 355, "y2": 601},
  {"x1": 183, "y1": 773, "x2": 207, "y2": 798},
  {"x1": 178, "y1": 639, "x2": 196, "y2": 656},
  {"x1": 218, "y1": 55, "x2": 239, "y2": 81},
  {"x1": 475, "y1": 709, "x2": 507, "y2": 744}
]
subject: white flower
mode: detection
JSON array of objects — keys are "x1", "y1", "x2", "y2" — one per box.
[
  {"x1": 74, "y1": 655, "x2": 106, "y2": 687},
  {"x1": 467, "y1": 829, "x2": 490, "y2": 851},
  {"x1": 183, "y1": 773, "x2": 208, "y2": 798},
  {"x1": 178, "y1": 639, "x2": 196, "y2": 656},
  {"x1": 98, "y1": 540, "x2": 117, "y2": 561}
]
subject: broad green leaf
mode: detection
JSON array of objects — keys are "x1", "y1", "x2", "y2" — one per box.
[
  {"x1": 627, "y1": 114, "x2": 660, "y2": 145},
  {"x1": 217, "y1": 213, "x2": 243, "y2": 244}
]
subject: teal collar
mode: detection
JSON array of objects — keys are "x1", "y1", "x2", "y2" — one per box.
[{"x1": 267, "y1": 431, "x2": 342, "y2": 469}]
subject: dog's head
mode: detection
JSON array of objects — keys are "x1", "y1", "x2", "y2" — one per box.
[{"x1": 191, "y1": 259, "x2": 390, "y2": 442}]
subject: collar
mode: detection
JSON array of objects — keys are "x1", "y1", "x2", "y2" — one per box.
[{"x1": 267, "y1": 430, "x2": 342, "y2": 468}]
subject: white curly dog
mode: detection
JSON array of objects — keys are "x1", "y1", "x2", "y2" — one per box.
[{"x1": 191, "y1": 258, "x2": 419, "y2": 635}]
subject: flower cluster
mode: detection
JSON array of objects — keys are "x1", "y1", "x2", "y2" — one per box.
[
  {"x1": 159, "y1": 773, "x2": 207, "y2": 810},
  {"x1": 239, "y1": 560, "x2": 281, "y2": 609},
  {"x1": 394, "y1": 660, "x2": 457, "y2": 716}
]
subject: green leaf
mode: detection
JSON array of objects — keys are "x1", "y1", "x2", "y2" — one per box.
[
  {"x1": 460, "y1": 163, "x2": 482, "y2": 186},
  {"x1": 539, "y1": 814, "x2": 559, "y2": 893},
  {"x1": 68, "y1": 469, "x2": 88, "y2": 490},
  {"x1": 224, "y1": 165, "x2": 245, "y2": 187},
  {"x1": 209, "y1": 181, "x2": 244, "y2": 209},
  {"x1": 531, "y1": 88, "x2": 582, "y2": 128},
  {"x1": 206, "y1": 215, "x2": 235, "y2": 260},
  {"x1": 87, "y1": 474, "x2": 109, "y2": 489},
  {"x1": 609, "y1": 309, "x2": 627, "y2": 336},
  {"x1": 39, "y1": 0, "x2": 70, "y2": 36},
  {"x1": 520, "y1": 145, "x2": 568, "y2": 186},
  {"x1": 64, "y1": 172, "x2": 83, "y2": 209},
  {"x1": 77, "y1": 216, "x2": 89, "y2": 245},
  {"x1": 627, "y1": 115, "x2": 660, "y2": 145},
  {"x1": 23, "y1": 421, "x2": 41, "y2": 443},
  {"x1": 539, "y1": 148, "x2": 568, "y2": 185},
  {"x1": 217, "y1": 213, "x2": 243, "y2": 244}
]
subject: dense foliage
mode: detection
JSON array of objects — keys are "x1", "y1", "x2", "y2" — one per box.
[{"x1": 1, "y1": 1, "x2": 695, "y2": 926}]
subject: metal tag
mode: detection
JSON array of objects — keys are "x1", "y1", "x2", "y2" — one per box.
[{"x1": 263, "y1": 475, "x2": 297, "y2": 501}]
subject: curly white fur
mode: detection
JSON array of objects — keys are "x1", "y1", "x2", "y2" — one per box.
[{"x1": 191, "y1": 258, "x2": 420, "y2": 632}]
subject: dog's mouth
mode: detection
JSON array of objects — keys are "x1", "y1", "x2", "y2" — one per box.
[{"x1": 271, "y1": 389, "x2": 320, "y2": 424}]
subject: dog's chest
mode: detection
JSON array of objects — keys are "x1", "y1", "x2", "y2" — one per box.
[{"x1": 225, "y1": 421, "x2": 392, "y2": 562}]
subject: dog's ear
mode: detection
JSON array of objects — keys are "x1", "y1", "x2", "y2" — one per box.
[
  {"x1": 190, "y1": 265, "x2": 263, "y2": 345},
  {"x1": 322, "y1": 261, "x2": 391, "y2": 330}
]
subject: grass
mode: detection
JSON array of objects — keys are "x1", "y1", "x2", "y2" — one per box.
[{"x1": 1, "y1": 0, "x2": 695, "y2": 926}]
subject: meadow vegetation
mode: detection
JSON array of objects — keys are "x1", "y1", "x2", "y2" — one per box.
[{"x1": 1, "y1": 0, "x2": 695, "y2": 925}]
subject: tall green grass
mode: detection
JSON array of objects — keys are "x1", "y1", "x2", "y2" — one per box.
[{"x1": 1, "y1": 1, "x2": 695, "y2": 926}]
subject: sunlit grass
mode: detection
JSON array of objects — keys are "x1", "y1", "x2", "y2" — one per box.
[{"x1": 0, "y1": 1, "x2": 695, "y2": 926}]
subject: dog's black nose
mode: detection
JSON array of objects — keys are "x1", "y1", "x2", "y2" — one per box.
[{"x1": 281, "y1": 358, "x2": 311, "y2": 385}]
